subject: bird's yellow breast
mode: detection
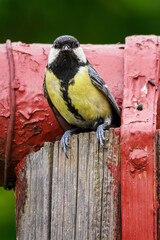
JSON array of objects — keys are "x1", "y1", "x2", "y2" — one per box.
[
  {"x1": 45, "y1": 68, "x2": 76, "y2": 124},
  {"x1": 68, "y1": 66, "x2": 112, "y2": 121},
  {"x1": 45, "y1": 66, "x2": 112, "y2": 128}
]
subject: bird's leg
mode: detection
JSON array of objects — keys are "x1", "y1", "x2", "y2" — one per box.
[
  {"x1": 96, "y1": 116, "x2": 111, "y2": 147},
  {"x1": 61, "y1": 128, "x2": 80, "y2": 155}
]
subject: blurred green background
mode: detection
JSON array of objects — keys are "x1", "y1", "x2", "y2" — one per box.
[
  {"x1": 1, "y1": 0, "x2": 160, "y2": 239},
  {"x1": 1, "y1": 0, "x2": 160, "y2": 44},
  {"x1": 0, "y1": 188, "x2": 16, "y2": 239}
]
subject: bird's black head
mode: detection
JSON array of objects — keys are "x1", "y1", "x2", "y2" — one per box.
[
  {"x1": 53, "y1": 35, "x2": 80, "y2": 51},
  {"x1": 48, "y1": 35, "x2": 87, "y2": 67}
]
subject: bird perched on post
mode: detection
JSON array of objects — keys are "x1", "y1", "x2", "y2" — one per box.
[{"x1": 43, "y1": 35, "x2": 121, "y2": 154}]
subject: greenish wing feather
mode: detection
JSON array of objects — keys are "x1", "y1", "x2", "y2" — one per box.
[
  {"x1": 87, "y1": 62, "x2": 121, "y2": 125},
  {"x1": 43, "y1": 74, "x2": 72, "y2": 132}
]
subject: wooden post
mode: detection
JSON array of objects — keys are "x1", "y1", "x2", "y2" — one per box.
[{"x1": 15, "y1": 129, "x2": 121, "y2": 240}]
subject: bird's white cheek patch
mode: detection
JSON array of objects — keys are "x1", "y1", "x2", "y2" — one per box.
[
  {"x1": 48, "y1": 48, "x2": 60, "y2": 65},
  {"x1": 73, "y1": 47, "x2": 87, "y2": 63}
]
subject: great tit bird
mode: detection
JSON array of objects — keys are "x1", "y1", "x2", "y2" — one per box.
[{"x1": 43, "y1": 35, "x2": 121, "y2": 154}]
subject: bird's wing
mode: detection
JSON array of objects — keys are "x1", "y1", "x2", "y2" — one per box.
[
  {"x1": 87, "y1": 62, "x2": 121, "y2": 125},
  {"x1": 43, "y1": 74, "x2": 72, "y2": 132}
]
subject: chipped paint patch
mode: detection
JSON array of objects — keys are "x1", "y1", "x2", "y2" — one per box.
[{"x1": 141, "y1": 83, "x2": 148, "y2": 95}]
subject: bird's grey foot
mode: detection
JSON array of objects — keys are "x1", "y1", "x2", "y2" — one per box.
[
  {"x1": 96, "y1": 124, "x2": 106, "y2": 147},
  {"x1": 96, "y1": 117, "x2": 111, "y2": 147},
  {"x1": 61, "y1": 130, "x2": 72, "y2": 155},
  {"x1": 61, "y1": 128, "x2": 80, "y2": 156}
]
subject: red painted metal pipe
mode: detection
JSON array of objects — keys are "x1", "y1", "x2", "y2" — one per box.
[
  {"x1": 121, "y1": 35, "x2": 159, "y2": 240},
  {"x1": 0, "y1": 41, "x2": 124, "y2": 187}
]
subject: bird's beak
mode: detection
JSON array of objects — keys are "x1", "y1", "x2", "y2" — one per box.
[{"x1": 62, "y1": 44, "x2": 71, "y2": 51}]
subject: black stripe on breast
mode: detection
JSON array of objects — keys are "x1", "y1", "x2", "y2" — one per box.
[
  {"x1": 60, "y1": 81, "x2": 85, "y2": 121},
  {"x1": 47, "y1": 51, "x2": 86, "y2": 121}
]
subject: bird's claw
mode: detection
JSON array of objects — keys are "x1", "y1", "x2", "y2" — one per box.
[
  {"x1": 61, "y1": 130, "x2": 72, "y2": 156},
  {"x1": 96, "y1": 125, "x2": 107, "y2": 147}
]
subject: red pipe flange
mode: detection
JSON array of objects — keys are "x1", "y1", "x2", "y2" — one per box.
[{"x1": 121, "y1": 35, "x2": 159, "y2": 240}]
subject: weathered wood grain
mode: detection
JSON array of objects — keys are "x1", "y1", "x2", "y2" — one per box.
[
  {"x1": 15, "y1": 143, "x2": 53, "y2": 240},
  {"x1": 15, "y1": 129, "x2": 121, "y2": 240}
]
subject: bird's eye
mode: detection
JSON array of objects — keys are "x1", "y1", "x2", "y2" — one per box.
[
  {"x1": 54, "y1": 43, "x2": 58, "y2": 49},
  {"x1": 75, "y1": 41, "x2": 79, "y2": 47}
]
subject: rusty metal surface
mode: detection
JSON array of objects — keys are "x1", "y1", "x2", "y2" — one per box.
[
  {"x1": 120, "y1": 36, "x2": 159, "y2": 240},
  {"x1": 0, "y1": 42, "x2": 124, "y2": 186}
]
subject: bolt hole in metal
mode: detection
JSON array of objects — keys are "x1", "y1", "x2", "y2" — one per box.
[
  {"x1": 135, "y1": 102, "x2": 143, "y2": 111},
  {"x1": 135, "y1": 80, "x2": 155, "y2": 112}
]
